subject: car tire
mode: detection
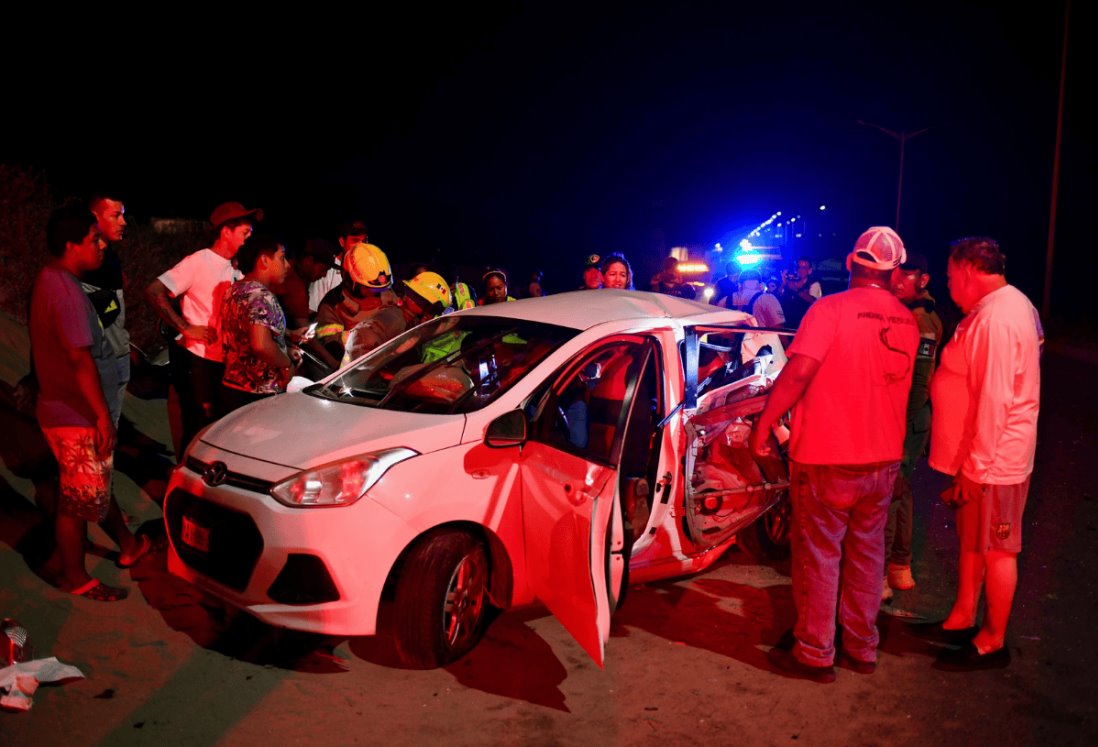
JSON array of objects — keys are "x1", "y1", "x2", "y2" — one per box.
[
  {"x1": 738, "y1": 492, "x2": 792, "y2": 561},
  {"x1": 393, "y1": 530, "x2": 491, "y2": 669}
]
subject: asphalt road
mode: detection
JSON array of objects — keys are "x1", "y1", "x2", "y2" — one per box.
[{"x1": 1, "y1": 348, "x2": 1095, "y2": 746}]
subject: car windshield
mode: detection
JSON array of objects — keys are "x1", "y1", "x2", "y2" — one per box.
[{"x1": 309, "y1": 315, "x2": 578, "y2": 414}]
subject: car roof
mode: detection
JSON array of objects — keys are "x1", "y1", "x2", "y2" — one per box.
[{"x1": 457, "y1": 289, "x2": 751, "y2": 330}]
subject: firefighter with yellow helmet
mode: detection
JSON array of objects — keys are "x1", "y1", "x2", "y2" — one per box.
[
  {"x1": 310, "y1": 243, "x2": 403, "y2": 370},
  {"x1": 402, "y1": 272, "x2": 473, "y2": 364},
  {"x1": 403, "y1": 271, "x2": 453, "y2": 318},
  {"x1": 344, "y1": 270, "x2": 457, "y2": 365}
]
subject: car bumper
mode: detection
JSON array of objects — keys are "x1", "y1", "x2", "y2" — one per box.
[{"x1": 164, "y1": 446, "x2": 413, "y2": 637}]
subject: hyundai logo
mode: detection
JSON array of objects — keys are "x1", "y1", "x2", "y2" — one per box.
[{"x1": 202, "y1": 461, "x2": 228, "y2": 487}]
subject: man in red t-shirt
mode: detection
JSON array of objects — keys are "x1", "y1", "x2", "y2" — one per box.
[{"x1": 750, "y1": 226, "x2": 919, "y2": 683}]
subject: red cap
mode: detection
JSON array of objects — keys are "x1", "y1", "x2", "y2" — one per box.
[{"x1": 210, "y1": 201, "x2": 263, "y2": 228}]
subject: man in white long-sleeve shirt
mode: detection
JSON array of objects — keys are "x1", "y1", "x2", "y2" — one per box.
[
  {"x1": 308, "y1": 219, "x2": 368, "y2": 313},
  {"x1": 915, "y1": 237, "x2": 1041, "y2": 671}
]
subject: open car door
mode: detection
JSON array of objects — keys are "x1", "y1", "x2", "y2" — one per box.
[
  {"x1": 520, "y1": 338, "x2": 653, "y2": 667},
  {"x1": 520, "y1": 447, "x2": 616, "y2": 666}
]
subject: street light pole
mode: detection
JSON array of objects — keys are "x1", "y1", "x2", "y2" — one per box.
[
  {"x1": 857, "y1": 120, "x2": 928, "y2": 230},
  {"x1": 1043, "y1": 0, "x2": 1070, "y2": 320}
]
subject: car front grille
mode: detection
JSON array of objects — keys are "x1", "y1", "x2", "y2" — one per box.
[
  {"x1": 184, "y1": 456, "x2": 275, "y2": 494},
  {"x1": 164, "y1": 488, "x2": 265, "y2": 592}
]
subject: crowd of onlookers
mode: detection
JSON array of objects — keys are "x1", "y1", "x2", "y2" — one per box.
[
  {"x1": 22, "y1": 192, "x2": 1044, "y2": 687},
  {"x1": 10, "y1": 192, "x2": 866, "y2": 603}
]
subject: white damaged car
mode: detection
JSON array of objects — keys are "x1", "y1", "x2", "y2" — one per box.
[{"x1": 164, "y1": 289, "x2": 794, "y2": 667}]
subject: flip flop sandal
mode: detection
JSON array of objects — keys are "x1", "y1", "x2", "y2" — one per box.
[
  {"x1": 117, "y1": 534, "x2": 152, "y2": 568},
  {"x1": 69, "y1": 578, "x2": 129, "y2": 602}
]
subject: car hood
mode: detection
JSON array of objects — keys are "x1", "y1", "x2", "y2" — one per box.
[{"x1": 198, "y1": 391, "x2": 466, "y2": 470}]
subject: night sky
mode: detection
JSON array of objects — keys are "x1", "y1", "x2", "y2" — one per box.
[{"x1": 4, "y1": 2, "x2": 1094, "y2": 317}]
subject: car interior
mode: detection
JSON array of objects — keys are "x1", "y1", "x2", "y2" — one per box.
[{"x1": 530, "y1": 339, "x2": 664, "y2": 543}]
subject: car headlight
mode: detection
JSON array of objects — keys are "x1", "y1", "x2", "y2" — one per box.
[{"x1": 270, "y1": 448, "x2": 418, "y2": 508}]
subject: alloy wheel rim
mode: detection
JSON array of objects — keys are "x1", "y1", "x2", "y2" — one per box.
[{"x1": 442, "y1": 547, "x2": 488, "y2": 649}]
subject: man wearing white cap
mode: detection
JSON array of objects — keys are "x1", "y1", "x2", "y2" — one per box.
[
  {"x1": 749, "y1": 226, "x2": 919, "y2": 683},
  {"x1": 145, "y1": 201, "x2": 261, "y2": 456}
]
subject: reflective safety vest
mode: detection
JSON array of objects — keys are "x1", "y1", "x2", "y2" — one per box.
[
  {"x1": 420, "y1": 331, "x2": 469, "y2": 363},
  {"x1": 453, "y1": 282, "x2": 476, "y2": 310}
]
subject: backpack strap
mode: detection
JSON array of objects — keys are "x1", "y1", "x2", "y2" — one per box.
[{"x1": 746, "y1": 290, "x2": 765, "y2": 314}]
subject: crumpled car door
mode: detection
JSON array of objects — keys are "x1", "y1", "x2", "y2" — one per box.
[{"x1": 678, "y1": 325, "x2": 792, "y2": 550}]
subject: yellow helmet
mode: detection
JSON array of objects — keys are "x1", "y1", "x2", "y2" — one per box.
[
  {"x1": 403, "y1": 271, "x2": 453, "y2": 312},
  {"x1": 344, "y1": 243, "x2": 392, "y2": 288}
]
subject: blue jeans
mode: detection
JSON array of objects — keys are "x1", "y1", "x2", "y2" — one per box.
[{"x1": 790, "y1": 461, "x2": 899, "y2": 666}]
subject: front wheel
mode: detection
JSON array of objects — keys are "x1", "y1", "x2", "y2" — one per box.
[
  {"x1": 738, "y1": 491, "x2": 792, "y2": 561},
  {"x1": 392, "y1": 531, "x2": 492, "y2": 668}
]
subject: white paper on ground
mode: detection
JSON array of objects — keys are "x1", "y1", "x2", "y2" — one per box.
[{"x1": 0, "y1": 657, "x2": 85, "y2": 712}]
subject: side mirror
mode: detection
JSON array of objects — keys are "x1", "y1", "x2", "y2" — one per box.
[{"x1": 485, "y1": 410, "x2": 527, "y2": 448}]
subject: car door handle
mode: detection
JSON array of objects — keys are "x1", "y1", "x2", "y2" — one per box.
[
  {"x1": 657, "y1": 472, "x2": 673, "y2": 504},
  {"x1": 562, "y1": 483, "x2": 586, "y2": 506}
]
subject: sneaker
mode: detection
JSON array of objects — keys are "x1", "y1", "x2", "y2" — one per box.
[
  {"x1": 767, "y1": 646, "x2": 836, "y2": 684},
  {"x1": 888, "y1": 563, "x2": 916, "y2": 590},
  {"x1": 881, "y1": 576, "x2": 894, "y2": 602}
]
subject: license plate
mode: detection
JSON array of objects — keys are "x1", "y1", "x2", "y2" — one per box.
[{"x1": 181, "y1": 516, "x2": 210, "y2": 553}]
